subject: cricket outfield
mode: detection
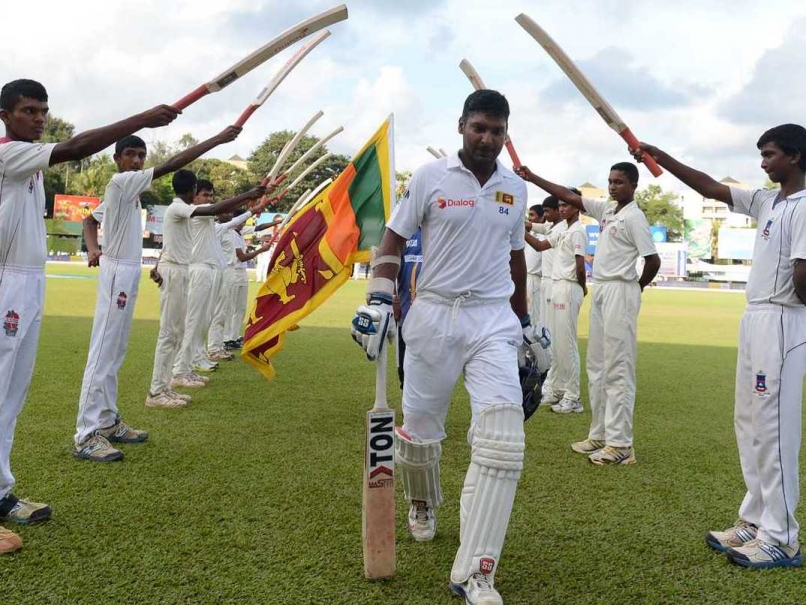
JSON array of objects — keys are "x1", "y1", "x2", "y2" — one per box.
[{"x1": 1, "y1": 266, "x2": 802, "y2": 604}]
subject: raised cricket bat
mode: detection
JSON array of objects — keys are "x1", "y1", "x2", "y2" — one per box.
[
  {"x1": 426, "y1": 146, "x2": 443, "y2": 159},
  {"x1": 459, "y1": 59, "x2": 522, "y2": 168},
  {"x1": 515, "y1": 13, "x2": 663, "y2": 177},
  {"x1": 362, "y1": 344, "x2": 396, "y2": 579},
  {"x1": 172, "y1": 5, "x2": 348, "y2": 110},
  {"x1": 234, "y1": 30, "x2": 332, "y2": 126}
]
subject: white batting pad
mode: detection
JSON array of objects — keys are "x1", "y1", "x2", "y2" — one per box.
[
  {"x1": 395, "y1": 427, "x2": 444, "y2": 508},
  {"x1": 450, "y1": 403, "x2": 525, "y2": 584}
]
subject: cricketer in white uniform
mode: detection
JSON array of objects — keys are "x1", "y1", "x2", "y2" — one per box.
[
  {"x1": 517, "y1": 163, "x2": 661, "y2": 466},
  {"x1": 524, "y1": 204, "x2": 544, "y2": 325},
  {"x1": 351, "y1": 90, "x2": 545, "y2": 605},
  {"x1": 74, "y1": 130, "x2": 239, "y2": 460},
  {"x1": 73, "y1": 162, "x2": 153, "y2": 458},
  {"x1": 208, "y1": 209, "x2": 255, "y2": 357},
  {"x1": 0, "y1": 77, "x2": 179, "y2": 544},
  {"x1": 528, "y1": 203, "x2": 588, "y2": 414},
  {"x1": 635, "y1": 125, "x2": 806, "y2": 569}
]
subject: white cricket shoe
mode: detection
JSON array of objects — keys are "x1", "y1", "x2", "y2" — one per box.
[
  {"x1": 407, "y1": 500, "x2": 436, "y2": 542},
  {"x1": 551, "y1": 398, "x2": 584, "y2": 414},
  {"x1": 171, "y1": 375, "x2": 206, "y2": 389},
  {"x1": 541, "y1": 388, "x2": 563, "y2": 406},
  {"x1": 450, "y1": 573, "x2": 502, "y2": 605},
  {"x1": 706, "y1": 520, "x2": 758, "y2": 552},
  {"x1": 166, "y1": 390, "x2": 192, "y2": 403},
  {"x1": 189, "y1": 372, "x2": 210, "y2": 384},
  {"x1": 145, "y1": 392, "x2": 188, "y2": 409}
]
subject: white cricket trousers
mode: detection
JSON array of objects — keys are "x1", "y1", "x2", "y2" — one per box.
[
  {"x1": 75, "y1": 258, "x2": 141, "y2": 445},
  {"x1": 527, "y1": 273, "x2": 541, "y2": 326},
  {"x1": 549, "y1": 280, "x2": 584, "y2": 401},
  {"x1": 208, "y1": 268, "x2": 234, "y2": 353},
  {"x1": 0, "y1": 266, "x2": 44, "y2": 500},
  {"x1": 735, "y1": 304, "x2": 806, "y2": 548},
  {"x1": 174, "y1": 264, "x2": 215, "y2": 377},
  {"x1": 149, "y1": 263, "x2": 188, "y2": 394},
  {"x1": 226, "y1": 269, "x2": 248, "y2": 342},
  {"x1": 587, "y1": 280, "x2": 641, "y2": 447},
  {"x1": 541, "y1": 277, "x2": 554, "y2": 338},
  {"x1": 400, "y1": 295, "x2": 522, "y2": 442}
]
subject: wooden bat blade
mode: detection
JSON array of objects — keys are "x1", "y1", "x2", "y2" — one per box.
[
  {"x1": 173, "y1": 5, "x2": 347, "y2": 109},
  {"x1": 515, "y1": 13, "x2": 662, "y2": 177},
  {"x1": 254, "y1": 30, "x2": 332, "y2": 105},
  {"x1": 459, "y1": 59, "x2": 487, "y2": 90},
  {"x1": 362, "y1": 345, "x2": 395, "y2": 579}
]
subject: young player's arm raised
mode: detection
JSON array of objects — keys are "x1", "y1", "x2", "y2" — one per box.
[
  {"x1": 152, "y1": 125, "x2": 242, "y2": 179},
  {"x1": 630, "y1": 143, "x2": 732, "y2": 205},
  {"x1": 515, "y1": 165, "x2": 584, "y2": 210},
  {"x1": 192, "y1": 185, "x2": 272, "y2": 217},
  {"x1": 49, "y1": 105, "x2": 179, "y2": 166}
]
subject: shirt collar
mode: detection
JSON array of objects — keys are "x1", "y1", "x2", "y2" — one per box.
[
  {"x1": 786, "y1": 189, "x2": 806, "y2": 200},
  {"x1": 446, "y1": 151, "x2": 506, "y2": 187}
]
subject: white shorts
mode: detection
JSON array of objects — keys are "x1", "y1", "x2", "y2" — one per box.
[{"x1": 400, "y1": 297, "x2": 522, "y2": 441}]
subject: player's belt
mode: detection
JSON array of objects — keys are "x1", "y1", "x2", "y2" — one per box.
[{"x1": 416, "y1": 291, "x2": 509, "y2": 307}]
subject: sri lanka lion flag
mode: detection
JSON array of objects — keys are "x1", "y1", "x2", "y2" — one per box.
[{"x1": 242, "y1": 115, "x2": 395, "y2": 378}]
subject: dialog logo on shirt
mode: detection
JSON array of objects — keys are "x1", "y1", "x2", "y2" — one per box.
[
  {"x1": 755, "y1": 371, "x2": 770, "y2": 396},
  {"x1": 761, "y1": 219, "x2": 774, "y2": 241},
  {"x1": 117, "y1": 292, "x2": 128, "y2": 310},
  {"x1": 437, "y1": 196, "x2": 475, "y2": 209},
  {"x1": 3, "y1": 310, "x2": 19, "y2": 337},
  {"x1": 495, "y1": 191, "x2": 515, "y2": 206}
]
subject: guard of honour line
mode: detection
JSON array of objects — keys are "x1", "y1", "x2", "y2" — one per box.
[{"x1": 1, "y1": 5, "x2": 806, "y2": 605}]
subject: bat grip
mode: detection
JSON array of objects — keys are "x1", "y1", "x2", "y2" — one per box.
[
  {"x1": 172, "y1": 85, "x2": 209, "y2": 111},
  {"x1": 260, "y1": 173, "x2": 288, "y2": 188},
  {"x1": 619, "y1": 128, "x2": 663, "y2": 177},
  {"x1": 234, "y1": 104, "x2": 259, "y2": 128},
  {"x1": 504, "y1": 137, "x2": 522, "y2": 169},
  {"x1": 374, "y1": 343, "x2": 389, "y2": 409}
]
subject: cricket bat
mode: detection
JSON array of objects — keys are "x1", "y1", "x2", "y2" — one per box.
[
  {"x1": 234, "y1": 30, "x2": 332, "y2": 127},
  {"x1": 362, "y1": 344, "x2": 396, "y2": 579},
  {"x1": 172, "y1": 5, "x2": 348, "y2": 110},
  {"x1": 459, "y1": 59, "x2": 522, "y2": 168},
  {"x1": 515, "y1": 13, "x2": 663, "y2": 177}
]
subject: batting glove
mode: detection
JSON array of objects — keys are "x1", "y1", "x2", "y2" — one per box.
[
  {"x1": 351, "y1": 292, "x2": 396, "y2": 361},
  {"x1": 519, "y1": 317, "x2": 552, "y2": 374}
]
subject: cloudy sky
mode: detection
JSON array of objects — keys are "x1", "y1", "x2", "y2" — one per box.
[{"x1": 2, "y1": 0, "x2": 804, "y2": 196}]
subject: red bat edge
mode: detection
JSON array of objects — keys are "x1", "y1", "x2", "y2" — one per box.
[
  {"x1": 234, "y1": 104, "x2": 260, "y2": 128},
  {"x1": 172, "y1": 84, "x2": 210, "y2": 111},
  {"x1": 618, "y1": 128, "x2": 663, "y2": 177},
  {"x1": 504, "y1": 137, "x2": 522, "y2": 169}
]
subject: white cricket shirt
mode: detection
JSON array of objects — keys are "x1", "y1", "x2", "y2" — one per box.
[
  {"x1": 541, "y1": 220, "x2": 567, "y2": 281},
  {"x1": 525, "y1": 228, "x2": 543, "y2": 276},
  {"x1": 92, "y1": 168, "x2": 153, "y2": 262},
  {"x1": 0, "y1": 140, "x2": 56, "y2": 268},
  {"x1": 189, "y1": 211, "x2": 221, "y2": 268},
  {"x1": 731, "y1": 187, "x2": 806, "y2": 308},
  {"x1": 387, "y1": 153, "x2": 527, "y2": 301},
  {"x1": 582, "y1": 198, "x2": 656, "y2": 282},
  {"x1": 215, "y1": 211, "x2": 252, "y2": 270},
  {"x1": 549, "y1": 220, "x2": 587, "y2": 282},
  {"x1": 161, "y1": 198, "x2": 196, "y2": 265},
  {"x1": 232, "y1": 230, "x2": 248, "y2": 270}
]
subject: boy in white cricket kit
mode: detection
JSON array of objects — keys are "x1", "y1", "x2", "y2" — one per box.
[
  {"x1": 0, "y1": 78, "x2": 178, "y2": 553},
  {"x1": 523, "y1": 204, "x2": 545, "y2": 325},
  {"x1": 523, "y1": 200, "x2": 588, "y2": 414},
  {"x1": 224, "y1": 218, "x2": 276, "y2": 349},
  {"x1": 352, "y1": 90, "x2": 546, "y2": 605},
  {"x1": 73, "y1": 129, "x2": 242, "y2": 462},
  {"x1": 147, "y1": 170, "x2": 268, "y2": 404},
  {"x1": 517, "y1": 163, "x2": 660, "y2": 465},
  {"x1": 633, "y1": 125, "x2": 806, "y2": 569},
  {"x1": 207, "y1": 201, "x2": 271, "y2": 360}
]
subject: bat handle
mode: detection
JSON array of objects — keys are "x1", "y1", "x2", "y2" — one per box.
[
  {"x1": 172, "y1": 85, "x2": 209, "y2": 111},
  {"x1": 374, "y1": 342, "x2": 389, "y2": 410},
  {"x1": 260, "y1": 173, "x2": 288, "y2": 188},
  {"x1": 619, "y1": 128, "x2": 663, "y2": 178},
  {"x1": 234, "y1": 104, "x2": 259, "y2": 128},
  {"x1": 504, "y1": 137, "x2": 522, "y2": 169}
]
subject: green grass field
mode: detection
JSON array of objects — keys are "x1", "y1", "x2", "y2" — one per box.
[{"x1": 1, "y1": 266, "x2": 803, "y2": 604}]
